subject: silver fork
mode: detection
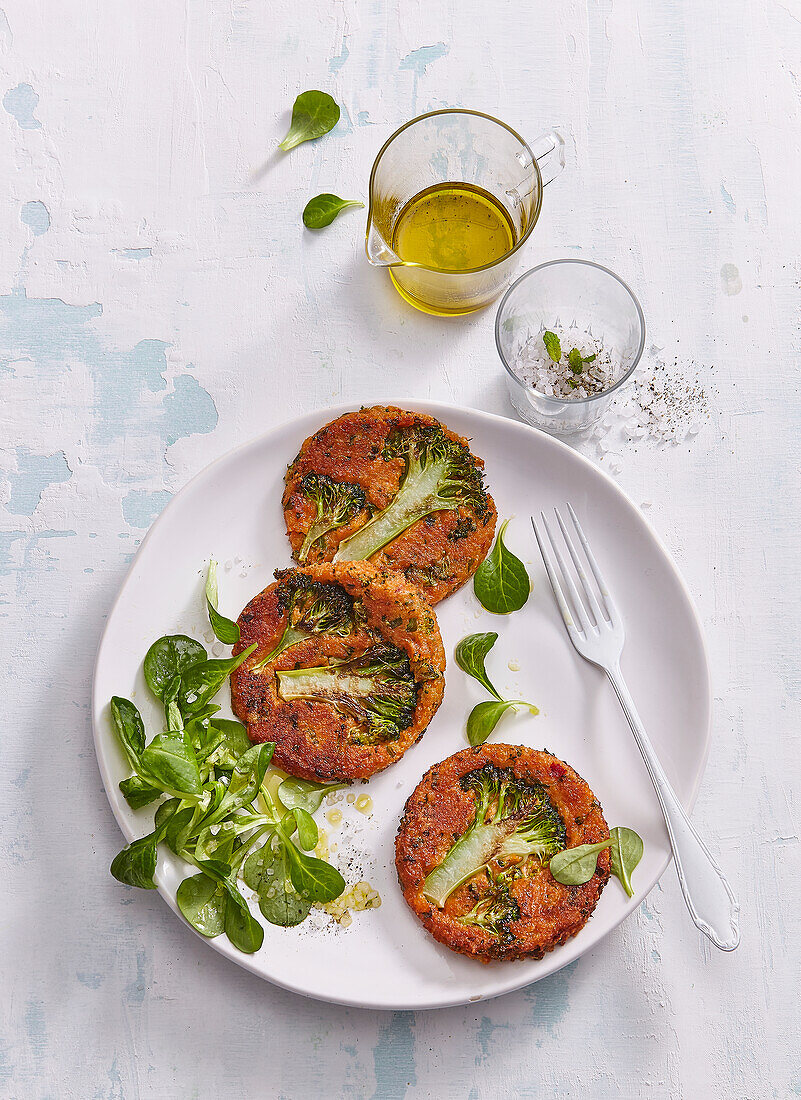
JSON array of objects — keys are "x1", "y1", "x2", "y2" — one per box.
[{"x1": 532, "y1": 505, "x2": 740, "y2": 951}]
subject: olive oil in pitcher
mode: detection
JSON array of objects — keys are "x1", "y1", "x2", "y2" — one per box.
[{"x1": 391, "y1": 183, "x2": 517, "y2": 271}]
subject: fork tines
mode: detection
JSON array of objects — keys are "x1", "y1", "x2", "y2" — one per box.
[{"x1": 531, "y1": 504, "x2": 616, "y2": 639}]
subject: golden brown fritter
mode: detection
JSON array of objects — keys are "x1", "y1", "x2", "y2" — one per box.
[
  {"x1": 395, "y1": 744, "x2": 610, "y2": 962},
  {"x1": 282, "y1": 406, "x2": 497, "y2": 604},
  {"x1": 230, "y1": 561, "x2": 445, "y2": 781}
]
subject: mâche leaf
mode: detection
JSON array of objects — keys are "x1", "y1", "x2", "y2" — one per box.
[
  {"x1": 284, "y1": 843, "x2": 346, "y2": 903},
  {"x1": 466, "y1": 699, "x2": 537, "y2": 747},
  {"x1": 119, "y1": 775, "x2": 162, "y2": 811},
  {"x1": 110, "y1": 696, "x2": 146, "y2": 767},
  {"x1": 179, "y1": 643, "x2": 257, "y2": 714},
  {"x1": 303, "y1": 194, "x2": 364, "y2": 229},
  {"x1": 176, "y1": 873, "x2": 227, "y2": 937},
  {"x1": 549, "y1": 841, "x2": 612, "y2": 885},
  {"x1": 139, "y1": 731, "x2": 202, "y2": 801},
  {"x1": 278, "y1": 776, "x2": 347, "y2": 815},
  {"x1": 455, "y1": 629, "x2": 538, "y2": 746},
  {"x1": 473, "y1": 519, "x2": 531, "y2": 614},
  {"x1": 205, "y1": 560, "x2": 240, "y2": 645},
  {"x1": 279, "y1": 90, "x2": 340, "y2": 152},
  {"x1": 244, "y1": 840, "x2": 312, "y2": 928},
  {"x1": 454, "y1": 633, "x2": 503, "y2": 700},
  {"x1": 291, "y1": 807, "x2": 319, "y2": 851},
  {"x1": 110, "y1": 831, "x2": 160, "y2": 890},
  {"x1": 143, "y1": 636, "x2": 207, "y2": 701},
  {"x1": 609, "y1": 826, "x2": 644, "y2": 897}
]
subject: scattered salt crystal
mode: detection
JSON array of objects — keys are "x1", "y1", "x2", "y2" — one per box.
[
  {"x1": 212, "y1": 642, "x2": 224, "y2": 657},
  {"x1": 239, "y1": 570, "x2": 247, "y2": 579},
  {"x1": 224, "y1": 559, "x2": 233, "y2": 571}
]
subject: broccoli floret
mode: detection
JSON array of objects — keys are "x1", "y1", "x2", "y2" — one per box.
[
  {"x1": 422, "y1": 764, "x2": 566, "y2": 909},
  {"x1": 458, "y1": 870, "x2": 520, "y2": 941},
  {"x1": 252, "y1": 573, "x2": 355, "y2": 672},
  {"x1": 297, "y1": 473, "x2": 366, "y2": 561},
  {"x1": 275, "y1": 643, "x2": 418, "y2": 744},
  {"x1": 333, "y1": 426, "x2": 489, "y2": 562}
]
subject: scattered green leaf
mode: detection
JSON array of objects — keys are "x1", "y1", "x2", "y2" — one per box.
[
  {"x1": 110, "y1": 831, "x2": 160, "y2": 890},
  {"x1": 205, "y1": 560, "x2": 240, "y2": 645},
  {"x1": 244, "y1": 841, "x2": 312, "y2": 928},
  {"x1": 466, "y1": 699, "x2": 538, "y2": 747},
  {"x1": 473, "y1": 519, "x2": 530, "y2": 614},
  {"x1": 609, "y1": 826, "x2": 644, "y2": 897},
  {"x1": 119, "y1": 775, "x2": 162, "y2": 811},
  {"x1": 549, "y1": 840, "x2": 612, "y2": 885},
  {"x1": 454, "y1": 633, "x2": 503, "y2": 700},
  {"x1": 179, "y1": 643, "x2": 257, "y2": 715},
  {"x1": 303, "y1": 194, "x2": 364, "y2": 229},
  {"x1": 139, "y1": 731, "x2": 202, "y2": 801},
  {"x1": 110, "y1": 696, "x2": 146, "y2": 769},
  {"x1": 284, "y1": 843, "x2": 346, "y2": 903},
  {"x1": 278, "y1": 90, "x2": 340, "y2": 152}
]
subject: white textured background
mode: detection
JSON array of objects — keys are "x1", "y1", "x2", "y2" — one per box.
[{"x1": 1, "y1": 1, "x2": 799, "y2": 1097}]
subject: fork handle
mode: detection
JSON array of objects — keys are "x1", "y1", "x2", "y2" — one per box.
[{"x1": 607, "y1": 666, "x2": 740, "y2": 951}]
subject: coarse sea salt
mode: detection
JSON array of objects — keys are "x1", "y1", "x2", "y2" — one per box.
[{"x1": 511, "y1": 327, "x2": 623, "y2": 401}]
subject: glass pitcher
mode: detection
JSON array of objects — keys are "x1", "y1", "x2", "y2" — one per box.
[{"x1": 365, "y1": 109, "x2": 565, "y2": 316}]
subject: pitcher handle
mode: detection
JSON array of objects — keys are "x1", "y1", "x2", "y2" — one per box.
[
  {"x1": 529, "y1": 129, "x2": 565, "y2": 187},
  {"x1": 507, "y1": 130, "x2": 565, "y2": 209}
]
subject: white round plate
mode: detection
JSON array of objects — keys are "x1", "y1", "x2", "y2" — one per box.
[{"x1": 92, "y1": 401, "x2": 710, "y2": 1010}]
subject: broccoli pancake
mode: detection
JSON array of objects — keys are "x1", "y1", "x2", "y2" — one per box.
[
  {"x1": 395, "y1": 744, "x2": 610, "y2": 962},
  {"x1": 282, "y1": 406, "x2": 497, "y2": 604},
  {"x1": 230, "y1": 562, "x2": 445, "y2": 781}
]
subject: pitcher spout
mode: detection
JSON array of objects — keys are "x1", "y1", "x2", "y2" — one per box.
[{"x1": 365, "y1": 221, "x2": 402, "y2": 267}]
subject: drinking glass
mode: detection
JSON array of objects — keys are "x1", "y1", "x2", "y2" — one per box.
[{"x1": 495, "y1": 260, "x2": 646, "y2": 435}]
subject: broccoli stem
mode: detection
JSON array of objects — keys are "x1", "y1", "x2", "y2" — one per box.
[
  {"x1": 422, "y1": 820, "x2": 515, "y2": 908},
  {"x1": 277, "y1": 666, "x2": 383, "y2": 701},
  {"x1": 299, "y1": 519, "x2": 339, "y2": 562},
  {"x1": 334, "y1": 453, "x2": 458, "y2": 562}
]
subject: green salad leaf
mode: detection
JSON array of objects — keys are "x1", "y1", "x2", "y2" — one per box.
[
  {"x1": 277, "y1": 776, "x2": 347, "y2": 815},
  {"x1": 466, "y1": 699, "x2": 537, "y2": 747},
  {"x1": 455, "y1": 631, "x2": 538, "y2": 746},
  {"x1": 143, "y1": 636, "x2": 207, "y2": 701},
  {"x1": 179, "y1": 644, "x2": 256, "y2": 715},
  {"x1": 454, "y1": 632, "x2": 502, "y2": 700},
  {"x1": 244, "y1": 840, "x2": 312, "y2": 928},
  {"x1": 279, "y1": 90, "x2": 340, "y2": 151},
  {"x1": 176, "y1": 874, "x2": 227, "y2": 937},
  {"x1": 205, "y1": 560, "x2": 240, "y2": 645},
  {"x1": 303, "y1": 194, "x2": 364, "y2": 229},
  {"x1": 609, "y1": 826, "x2": 644, "y2": 897},
  {"x1": 473, "y1": 519, "x2": 530, "y2": 614},
  {"x1": 549, "y1": 841, "x2": 612, "y2": 885}
]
